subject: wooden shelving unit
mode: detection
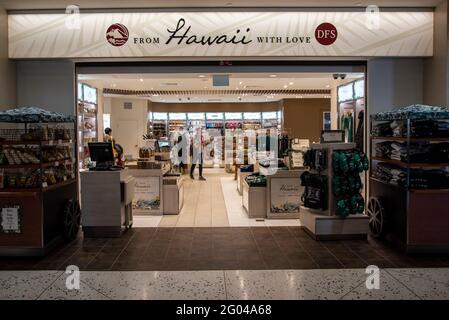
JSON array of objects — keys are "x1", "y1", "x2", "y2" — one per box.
[{"x1": 369, "y1": 116, "x2": 449, "y2": 253}]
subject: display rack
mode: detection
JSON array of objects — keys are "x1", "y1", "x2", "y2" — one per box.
[
  {"x1": 0, "y1": 107, "x2": 80, "y2": 256},
  {"x1": 300, "y1": 142, "x2": 369, "y2": 240},
  {"x1": 369, "y1": 113, "x2": 449, "y2": 253}
]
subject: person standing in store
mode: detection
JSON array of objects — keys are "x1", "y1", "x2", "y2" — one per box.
[
  {"x1": 177, "y1": 127, "x2": 188, "y2": 174},
  {"x1": 190, "y1": 127, "x2": 206, "y2": 181}
]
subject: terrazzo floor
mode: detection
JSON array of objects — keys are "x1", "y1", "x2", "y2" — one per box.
[{"x1": 1, "y1": 268, "x2": 448, "y2": 300}]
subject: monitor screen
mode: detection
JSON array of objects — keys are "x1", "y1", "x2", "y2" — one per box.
[
  {"x1": 88, "y1": 142, "x2": 114, "y2": 163},
  {"x1": 158, "y1": 140, "x2": 170, "y2": 148}
]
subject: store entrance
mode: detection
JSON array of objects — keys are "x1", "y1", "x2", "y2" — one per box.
[{"x1": 76, "y1": 63, "x2": 366, "y2": 229}]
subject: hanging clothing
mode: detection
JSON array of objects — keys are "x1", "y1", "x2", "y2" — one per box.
[
  {"x1": 341, "y1": 113, "x2": 354, "y2": 142},
  {"x1": 355, "y1": 110, "x2": 364, "y2": 151}
]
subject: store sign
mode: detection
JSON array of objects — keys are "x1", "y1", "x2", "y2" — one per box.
[
  {"x1": 0, "y1": 206, "x2": 21, "y2": 234},
  {"x1": 8, "y1": 11, "x2": 433, "y2": 58},
  {"x1": 270, "y1": 178, "x2": 301, "y2": 213}
]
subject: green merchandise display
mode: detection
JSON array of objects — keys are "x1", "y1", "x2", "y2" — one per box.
[{"x1": 332, "y1": 149, "x2": 369, "y2": 217}]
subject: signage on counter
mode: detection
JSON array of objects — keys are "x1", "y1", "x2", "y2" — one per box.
[
  {"x1": 132, "y1": 177, "x2": 160, "y2": 212},
  {"x1": 270, "y1": 178, "x2": 301, "y2": 214},
  {"x1": 0, "y1": 206, "x2": 21, "y2": 234},
  {"x1": 8, "y1": 11, "x2": 433, "y2": 58},
  {"x1": 321, "y1": 130, "x2": 345, "y2": 143}
]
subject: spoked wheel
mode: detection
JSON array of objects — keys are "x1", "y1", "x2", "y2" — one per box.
[
  {"x1": 367, "y1": 197, "x2": 386, "y2": 238},
  {"x1": 63, "y1": 199, "x2": 81, "y2": 241}
]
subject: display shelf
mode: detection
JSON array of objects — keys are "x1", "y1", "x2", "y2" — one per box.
[
  {"x1": 369, "y1": 176, "x2": 449, "y2": 193},
  {"x1": 371, "y1": 157, "x2": 449, "y2": 168},
  {"x1": 1, "y1": 178, "x2": 77, "y2": 193},
  {"x1": 369, "y1": 113, "x2": 449, "y2": 253},
  {"x1": 0, "y1": 108, "x2": 79, "y2": 256},
  {"x1": 0, "y1": 158, "x2": 72, "y2": 169},
  {"x1": 371, "y1": 136, "x2": 449, "y2": 142},
  {"x1": 0, "y1": 139, "x2": 73, "y2": 146}
]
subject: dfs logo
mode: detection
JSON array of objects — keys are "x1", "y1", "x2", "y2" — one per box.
[{"x1": 315, "y1": 22, "x2": 338, "y2": 46}]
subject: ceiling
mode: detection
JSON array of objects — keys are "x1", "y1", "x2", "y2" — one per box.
[
  {"x1": 80, "y1": 72, "x2": 363, "y2": 103},
  {"x1": 1, "y1": 0, "x2": 441, "y2": 10}
]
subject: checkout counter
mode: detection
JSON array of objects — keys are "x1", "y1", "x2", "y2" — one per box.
[
  {"x1": 80, "y1": 144, "x2": 185, "y2": 238},
  {"x1": 80, "y1": 169, "x2": 135, "y2": 237}
]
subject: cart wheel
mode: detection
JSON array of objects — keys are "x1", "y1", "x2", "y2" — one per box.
[
  {"x1": 63, "y1": 199, "x2": 81, "y2": 241},
  {"x1": 367, "y1": 197, "x2": 386, "y2": 238}
]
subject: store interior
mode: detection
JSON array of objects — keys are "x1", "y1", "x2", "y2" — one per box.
[{"x1": 76, "y1": 71, "x2": 366, "y2": 229}]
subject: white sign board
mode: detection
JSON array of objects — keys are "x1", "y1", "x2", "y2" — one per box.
[
  {"x1": 1, "y1": 206, "x2": 20, "y2": 234},
  {"x1": 132, "y1": 176, "x2": 161, "y2": 213},
  {"x1": 8, "y1": 11, "x2": 433, "y2": 58},
  {"x1": 270, "y1": 178, "x2": 301, "y2": 214}
]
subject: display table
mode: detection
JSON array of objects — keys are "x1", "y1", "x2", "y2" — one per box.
[
  {"x1": 80, "y1": 169, "x2": 135, "y2": 237},
  {"x1": 163, "y1": 176, "x2": 185, "y2": 215},
  {"x1": 242, "y1": 179, "x2": 266, "y2": 219},
  {"x1": 237, "y1": 170, "x2": 252, "y2": 194}
]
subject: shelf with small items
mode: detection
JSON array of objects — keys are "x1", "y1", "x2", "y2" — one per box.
[
  {"x1": 0, "y1": 139, "x2": 73, "y2": 146},
  {"x1": 0, "y1": 158, "x2": 73, "y2": 169}
]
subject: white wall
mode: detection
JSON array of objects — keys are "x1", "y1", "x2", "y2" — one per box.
[
  {"x1": 367, "y1": 58, "x2": 424, "y2": 115},
  {"x1": 0, "y1": 7, "x2": 16, "y2": 109},
  {"x1": 110, "y1": 97, "x2": 147, "y2": 159},
  {"x1": 17, "y1": 60, "x2": 75, "y2": 115},
  {"x1": 424, "y1": 0, "x2": 448, "y2": 106}
]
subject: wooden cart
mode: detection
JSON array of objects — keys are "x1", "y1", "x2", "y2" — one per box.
[
  {"x1": 369, "y1": 116, "x2": 449, "y2": 253},
  {"x1": 0, "y1": 108, "x2": 80, "y2": 256}
]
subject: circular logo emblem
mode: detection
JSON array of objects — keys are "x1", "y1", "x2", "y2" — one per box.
[
  {"x1": 315, "y1": 23, "x2": 338, "y2": 46},
  {"x1": 106, "y1": 23, "x2": 129, "y2": 47}
]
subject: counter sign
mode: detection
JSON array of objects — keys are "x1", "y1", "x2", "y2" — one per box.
[{"x1": 315, "y1": 22, "x2": 338, "y2": 46}]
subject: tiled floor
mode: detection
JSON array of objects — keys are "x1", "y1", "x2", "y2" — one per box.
[
  {"x1": 136, "y1": 170, "x2": 301, "y2": 228},
  {"x1": 2, "y1": 227, "x2": 449, "y2": 271},
  {"x1": 1, "y1": 268, "x2": 448, "y2": 300},
  {"x1": 158, "y1": 171, "x2": 230, "y2": 227}
]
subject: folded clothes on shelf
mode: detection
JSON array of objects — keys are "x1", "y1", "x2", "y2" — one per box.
[
  {"x1": 373, "y1": 105, "x2": 449, "y2": 121},
  {"x1": 374, "y1": 141, "x2": 449, "y2": 163},
  {"x1": 372, "y1": 162, "x2": 449, "y2": 189},
  {"x1": 372, "y1": 118, "x2": 449, "y2": 138},
  {"x1": 245, "y1": 172, "x2": 267, "y2": 187}
]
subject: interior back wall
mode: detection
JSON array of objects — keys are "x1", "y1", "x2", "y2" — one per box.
[
  {"x1": 150, "y1": 101, "x2": 280, "y2": 113},
  {"x1": 282, "y1": 98, "x2": 330, "y2": 143}
]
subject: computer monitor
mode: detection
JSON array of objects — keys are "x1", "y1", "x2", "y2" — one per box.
[
  {"x1": 157, "y1": 140, "x2": 170, "y2": 149},
  {"x1": 88, "y1": 142, "x2": 114, "y2": 165}
]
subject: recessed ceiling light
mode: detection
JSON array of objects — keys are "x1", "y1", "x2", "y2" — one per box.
[
  {"x1": 326, "y1": 84, "x2": 330, "y2": 88},
  {"x1": 289, "y1": 82, "x2": 294, "y2": 85},
  {"x1": 269, "y1": 74, "x2": 277, "y2": 78},
  {"x1": 112, "y1": 83, "x2": 116, "y2": 87},
  {"x1": 239, "y1": 81, "x2": 243, "y2": 85},
  {"x1": 198, "y1": 75, "x2": 206, "y2": 78},
  {"x1": 283, "y1": 85, "x2": 288, "y2": 89},
  {"x1": 139, "y1": 78, "x2": 143, "y2": 82}
]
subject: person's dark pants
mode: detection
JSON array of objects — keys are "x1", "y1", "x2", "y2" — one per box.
[{"x1": 190, "y1": 153, "x2": 203, "y2": 177}]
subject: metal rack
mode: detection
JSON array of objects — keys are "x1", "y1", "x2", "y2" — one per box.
[{"x1": 369, "y1": 115, "x2": 449, "y2": 253}]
